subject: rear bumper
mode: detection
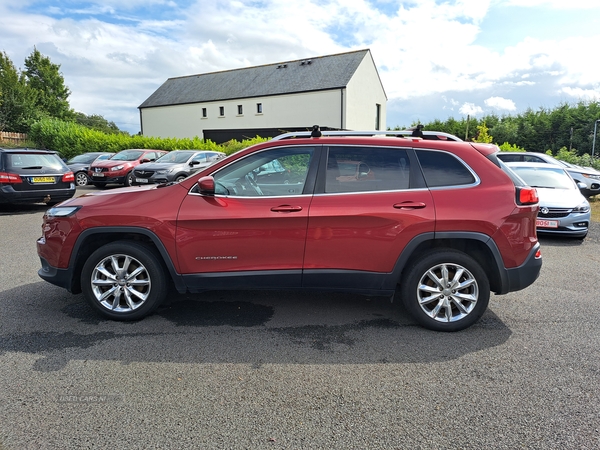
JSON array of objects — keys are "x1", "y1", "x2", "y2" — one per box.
[
  {"x1": 0, "y1": 185, "x2": 76, "y2": 204},
  {"x1": 504, "y1": 243, "x2": 542, "y2": 293}
]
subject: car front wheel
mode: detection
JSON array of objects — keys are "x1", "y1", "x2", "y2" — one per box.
[
  {"x1": 400, "y1": 249, "x2": 489, "y2": 332},
  {"x1": 81, "y1": 241, "x2": 168, "y2": 321},
  {"x1": 124, "y1": 171, "x2": 134, "y2": 187}
]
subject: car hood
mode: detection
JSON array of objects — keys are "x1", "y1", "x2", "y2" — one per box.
[
  {"x1": 68, "y1": 163, "x2": 89, "y2": 171},
  {"x1": 92, "y1": 159, "x2": 136, "y2": 168},
  {"x1": 535, "y1": 187, "x2": 588, "y2": 208}
]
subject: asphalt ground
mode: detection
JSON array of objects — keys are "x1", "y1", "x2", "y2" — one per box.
[{"x1": 1, "y1": 189, "x2": 599, "y2": 449}]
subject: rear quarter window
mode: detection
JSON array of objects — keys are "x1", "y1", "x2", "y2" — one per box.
[{"x1": 416, "y1": 149, "x2": 476, "y2": 187}]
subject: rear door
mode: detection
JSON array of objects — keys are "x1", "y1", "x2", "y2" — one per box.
[{"x1": 303, "y1": 145, "x2": 435, "y2": 290}]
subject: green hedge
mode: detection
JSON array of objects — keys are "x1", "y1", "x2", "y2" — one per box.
[{"x1": 28, "y1": 118, "x2": 268, "y2": 159}]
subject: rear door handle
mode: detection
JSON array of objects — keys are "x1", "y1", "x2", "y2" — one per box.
[
  {"x1": 393, "y1": 202, "x2": 426, "y2": 210},
  {"x1": 271, "y1": 205, "x2": 303, "y2": 213}
]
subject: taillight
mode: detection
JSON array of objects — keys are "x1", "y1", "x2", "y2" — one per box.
[
  {"x1": 0, "y1": 172, "x2": 23, "y2": 184},
  {"x1": 517, "y1": 186, "x2": 538, "y2": 205},
  {"x1": 62, "y1": 172, "x2": 75, "y2": 182}
]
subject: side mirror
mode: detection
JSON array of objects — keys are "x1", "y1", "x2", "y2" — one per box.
[
  {"x1": 190, "y1": 161, "x2": 200, "y2": 166},
  {"x1": 141, "y1": 158, "x2": 151, "y2": 163},
  {"x1": 197, "y1": 176, "x2": 215, "y2": 195}
]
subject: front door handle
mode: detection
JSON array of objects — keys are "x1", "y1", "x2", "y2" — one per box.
[
  {"x1": 393, "y1": 202, "x2": 426, "y2": 210},
  {"x1": 271, "y1": 205, "x2": 303, "y2": 213}
]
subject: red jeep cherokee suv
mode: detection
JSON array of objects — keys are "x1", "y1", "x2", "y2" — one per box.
[{"x1": 37, "y1": 129, "x2": 542, "y2": 331}]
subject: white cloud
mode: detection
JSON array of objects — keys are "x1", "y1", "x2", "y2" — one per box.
[
  {"x1": 485, "y1": 97, "x2": 517, "y2": 111},
  {"x1": 561, "y1": 87, "x2": 600, "y2": 101},
  {"x1": 459, "y1": 103, "x2": 484, "y2": 116}
]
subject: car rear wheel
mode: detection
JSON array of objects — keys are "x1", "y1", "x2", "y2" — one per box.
[
  {"x1": 81, "y1": 241, "x2": 168, "y2": 321},
  {"x1": 75, "y1": 172, "x2": 89, "y2": 186},
  {"x1": 400, "y1": 249, "x2": 489, "y2": 332}
]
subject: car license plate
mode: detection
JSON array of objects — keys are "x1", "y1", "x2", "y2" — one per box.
[
  {"x1": 536, "y1": 219, "x2": 558, "y2": 228},
  {"x1": 136, "y1": 178, "x2": 148, "y2": 183},
  {"x1": 31, "y1": 177, "x2": 55, "y2": 183},
  {"x1": 94, "y1": 173, "x2": 105, "y2": 177}
]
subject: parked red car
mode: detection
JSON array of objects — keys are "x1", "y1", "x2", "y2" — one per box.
[
  {"x1": 38, "y1": 128, "x2": 542, "y2": 331},
  {"x1": 88, "y1": 149, "x2": 167, "y2": 187}
]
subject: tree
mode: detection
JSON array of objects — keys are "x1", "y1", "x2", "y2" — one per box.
[
  {"x1": 74, "y1": 112, "x2": 122, "y2": 134},
  {"x1": 24, "y1": 47, "x2": 73, "y2": 120},
  {"x1": 0, "y1": 51, "x2": 39, "y2": 132},
  {"x1": 474, "y1": 121, "x2": 493, "y2": 143}
]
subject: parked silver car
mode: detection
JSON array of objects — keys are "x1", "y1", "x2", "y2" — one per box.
[
  {"x1": 497, "y1": 152, "x2": 600, "y2": 198},
  {"x1": 506, "y1": 162, "x2": 590, "y2": 239},
  {"x1": 132, "y1": 150, "x2": 225, "y2": 185}
]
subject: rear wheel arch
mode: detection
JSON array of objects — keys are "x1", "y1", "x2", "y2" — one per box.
[{"x1": 392, "y1": 233, "x2": 506, "y2": 294}]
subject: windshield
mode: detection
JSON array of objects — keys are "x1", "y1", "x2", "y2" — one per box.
[
  {"x1": 155, "y1": 151, "x2": 195, "y2": 164},
  {"x1": 67, "y1": 154, "x2": 98, "y2": 164},
  {"x1": 112, "y1": 150, "x2": 144, "y2": 161},
  {"x1": 7, "y1": 153, "x2": 66, "y2": 171},
  {"x1": 510, "y1": 166, "x2": 575, "y2": 190}
]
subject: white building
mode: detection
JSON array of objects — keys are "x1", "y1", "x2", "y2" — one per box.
[{"x1": 138, "y1": 49, "x2": 387, "y2": 143}]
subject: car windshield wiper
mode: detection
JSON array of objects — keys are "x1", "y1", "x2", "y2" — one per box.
[
  {"x1": 21, "y1": 166, "x2": 44, "y2": 169},
  {"x1": 530, "y1": 185, "x2": 555, "y2": 189}
]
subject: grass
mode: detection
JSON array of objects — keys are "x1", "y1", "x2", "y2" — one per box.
[{"x1": 590, "y1": 196, "x2": 600, "y2": 223}]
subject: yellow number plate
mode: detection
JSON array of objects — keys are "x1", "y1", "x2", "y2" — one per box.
[{"x1": 32, "y1": 177, "x2": 56, "y2": 183}]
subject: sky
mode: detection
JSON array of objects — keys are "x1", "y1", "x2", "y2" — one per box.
[{"x1": 1, "y1": 0, "x2": 599, "y2": 134}]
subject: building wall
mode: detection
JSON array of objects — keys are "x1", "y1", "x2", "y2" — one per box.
[
  {"x1": 141, "y1": 89, "x2": 344, "y2": 139},
  {"x1": 345, "y1": 52, "x2": 387, "y2": 130}
]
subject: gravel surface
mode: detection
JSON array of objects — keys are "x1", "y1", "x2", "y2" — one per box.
[{"x1": 1, "y1": 199, "x2": 599, "y2": 449}]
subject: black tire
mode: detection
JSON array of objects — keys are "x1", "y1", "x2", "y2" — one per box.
[
  {"x1": 93, "y1": 182, "x2": 107, "y2": 188},
  {"x1": 124, "y1": 171, "x2": 134, "y2": 187},
  {"x1": 175, "y1": 175, "x2": 187, "y2": 183},
  {"x1": 81, "y1": 241, "x2": 168, "y2": 321},
  {"x1": 75, "y1": 172, "x2": 89, "y2": 186},
  {"x1": 400, "y1": 249, "x2": 490, "y2": 332}
]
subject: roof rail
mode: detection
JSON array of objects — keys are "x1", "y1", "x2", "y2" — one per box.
[{"x1": 272, "y1": 128, "x2": 463, "y2": 142}]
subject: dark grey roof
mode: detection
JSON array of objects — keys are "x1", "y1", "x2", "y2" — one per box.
[{"x1": 139, "y1": 49, "x2": 372, "y2": 108}]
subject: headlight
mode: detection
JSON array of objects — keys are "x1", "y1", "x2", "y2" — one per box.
[
  {"x1": 583, "y1": 173, "x2": 600, "y2": 180},
  {"x1": 111, "y1": 165, "x2": 124, "y2": 171},
  {"x1": 572, "y1": 202, "x2": 590, "y2": 213},
  {"x1": 46, "y1": 206, "x2": 81, "y2": 217}
]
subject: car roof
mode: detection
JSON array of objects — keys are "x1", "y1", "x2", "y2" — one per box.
[{"x1": 505, "y1": 161, "x2": 564, "y2": 169}]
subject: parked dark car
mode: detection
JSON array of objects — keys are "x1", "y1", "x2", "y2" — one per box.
[
  {"x1": 66, "y1": 152, "x2": 115, "y2": 186},
  {"x1": 0, "y1": 148, "x2": 76, "y2": 204},
  {"x1": 37, "y1": 128, "x2": 542, "y2": 332},
  {"x1": 133, "y1": 150, "x2": 225, "y2": 185},
  {"x1": 88, "y1": 149, "x2": 167, "y2": 188}
]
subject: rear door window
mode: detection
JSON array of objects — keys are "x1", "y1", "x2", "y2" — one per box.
[{"x1": 325, "y1": 146, "x2": 410, "y2": 193}]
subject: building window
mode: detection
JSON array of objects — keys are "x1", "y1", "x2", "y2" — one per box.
[
  {"x1": 219, "y1": 106, "x2": 225, "y2": 116},
  {"x1": 202, "y1": 108, "x2": 207, "y2": 118},
  {"x1": 256, "y1": 103, "x2": 263, "y2": 114},
  {"x1": 238, "y1": 105, "x2": 243, "y2": 115},
  {"x1": 375, "y1": 104, "x2": 381, "y2": 131}
]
